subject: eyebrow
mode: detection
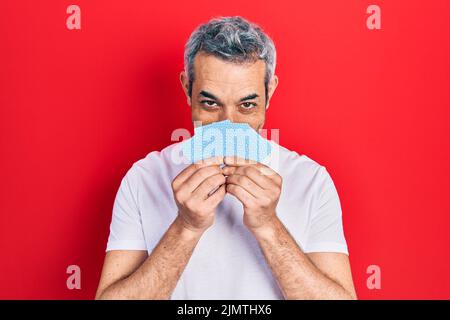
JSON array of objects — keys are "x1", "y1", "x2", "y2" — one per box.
[
  {"x1": 239, "y1": 93, "x2": 259, "y2": 102},
  {"x1": 199, "y1": 90, "x2": 220, "y2": 101},
  {"x1": 199, "y1": 90, "x2": 259, "y2": 102}
]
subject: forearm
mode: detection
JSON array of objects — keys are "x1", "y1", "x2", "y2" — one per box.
[
  {"x1": 252, "y1": 217, "x2": 355, "y2": 300},
  {"x1": 98, "y1": 216, "x2": 203, "y2": 299}
]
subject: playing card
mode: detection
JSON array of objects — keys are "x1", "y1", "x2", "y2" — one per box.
[{"x1": 181, "y1": 120, "x2": 272, "y2": 163}]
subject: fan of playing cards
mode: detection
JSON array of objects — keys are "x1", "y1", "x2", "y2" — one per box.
[{"x1": 181, "y1": 120, "x2": 272, "y2": 163}]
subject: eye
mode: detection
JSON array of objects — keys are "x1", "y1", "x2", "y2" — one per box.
[
  {"x1": 240, "y1": 102, "x2": 257, "y2": 109},
  {"x1": 201, "y1": 100, "x2": 218, "y2": 108}
]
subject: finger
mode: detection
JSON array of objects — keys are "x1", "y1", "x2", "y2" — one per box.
[
  {"x1": 192, "y1": 173, "x2": 226, "y2": 200},
  {"x1": 228, "y1": 160, "x2": 280, "y2": 184},
  {"x1": 205, "y1": 184, "x2": 226, "y2": 207},
  {"x1": 232, "y1": 165, "x2": 278, "y2": 190},
  {"x1": 172, "y1": 156, "x2": 224, "y2": 190},
  {"x1": 183, "y1": 166, "x2": 223, "y2": 193},
  {"x1": 221, "y1": 165, "x2": 237, "y2": 176},
  {"x1": 225, "y1": 173, "x2": 265, "y2": 198},
  {"x1": 226, "y1": 183, "x2": 256, "y2": 207},
  {"x1": 258, "y1": 165, "x2": 281, "y2": 183}
]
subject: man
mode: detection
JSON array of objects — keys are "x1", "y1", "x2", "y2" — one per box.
[{"x1": 95, "y1": 16, "x2": 357, "y2": 300}]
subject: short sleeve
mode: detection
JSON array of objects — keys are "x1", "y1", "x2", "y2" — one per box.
[
  {"x1": 106, "y1": 168, "x2": 147, "y2": 251},
  {"x1": 304, "y1": 166, "x2": 348, "y2": 255}
]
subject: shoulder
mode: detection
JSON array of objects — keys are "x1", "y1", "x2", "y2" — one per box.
[
  {"x1": 271, "y1": 142, "x2": 325, "y2": 179},
  {"x1": 271, "y1": 142, "x2": 337, "y2": 196}
]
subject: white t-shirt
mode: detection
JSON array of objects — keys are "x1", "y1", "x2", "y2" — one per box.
[{"x1": 106, "y1": 141, "x2": 348, "y2": 299}]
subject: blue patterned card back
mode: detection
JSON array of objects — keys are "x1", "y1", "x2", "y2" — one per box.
[{"x1": 181, "y1": 120, "x2": 272, "y2": 163}]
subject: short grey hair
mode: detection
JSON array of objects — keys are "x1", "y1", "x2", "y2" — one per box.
[{"x1": 184, "y1": 16, "x2": 277, "y2": 104}]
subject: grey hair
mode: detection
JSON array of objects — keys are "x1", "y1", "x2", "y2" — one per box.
[{"x1": 184, "y1": 16, "x2": 276, "y2": 104}]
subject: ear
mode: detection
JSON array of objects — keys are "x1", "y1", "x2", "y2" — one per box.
[
  {"x1": 266, "y1": 75, "x2": 279, "y2": 109},
  {"x1": 179, "y1": 71, "x2": 191, "y2": 106}
]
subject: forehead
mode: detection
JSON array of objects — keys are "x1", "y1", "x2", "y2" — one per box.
[{"x1": 193, "y1": 52, "x2": 266, "y2": 94}]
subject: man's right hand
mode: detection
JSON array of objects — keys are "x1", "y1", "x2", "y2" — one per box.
[{"x1": 172, "y1": 156, "x2": 226, "y2": 233}]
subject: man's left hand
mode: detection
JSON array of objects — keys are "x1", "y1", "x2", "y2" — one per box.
[{"x1": 222, "y1": 156, "x2": 282, "y2": 234}]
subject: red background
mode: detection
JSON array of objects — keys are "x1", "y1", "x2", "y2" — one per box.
[{"x1": 1, "y1": 1, "x2": 449, "y2": 299}]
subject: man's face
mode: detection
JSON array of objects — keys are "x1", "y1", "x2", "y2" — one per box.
[{"x1": 181, "y1": 52, "x2": 278, "y2": 131}]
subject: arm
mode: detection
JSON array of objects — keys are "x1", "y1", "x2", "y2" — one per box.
[
  {"x1": 223, "y1": 158, "x2": 356, "y2": 300},
  {"x1": 251, "y1": 217, "x2": 356, "y2": 299},
  {"x1": 96, "y1": 216, "x2": 204, "y2": 299},
  {"x1": 96, "y1": 157, "x2": 226, "y2": 299}
]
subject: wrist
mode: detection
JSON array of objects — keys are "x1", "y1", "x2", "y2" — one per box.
[
  {"x1": 249, "y1": 215, "x2": 280, "y2": 241},
  {"x1": 173, "y1": 215, "x2": 207, "y2": 240}
]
